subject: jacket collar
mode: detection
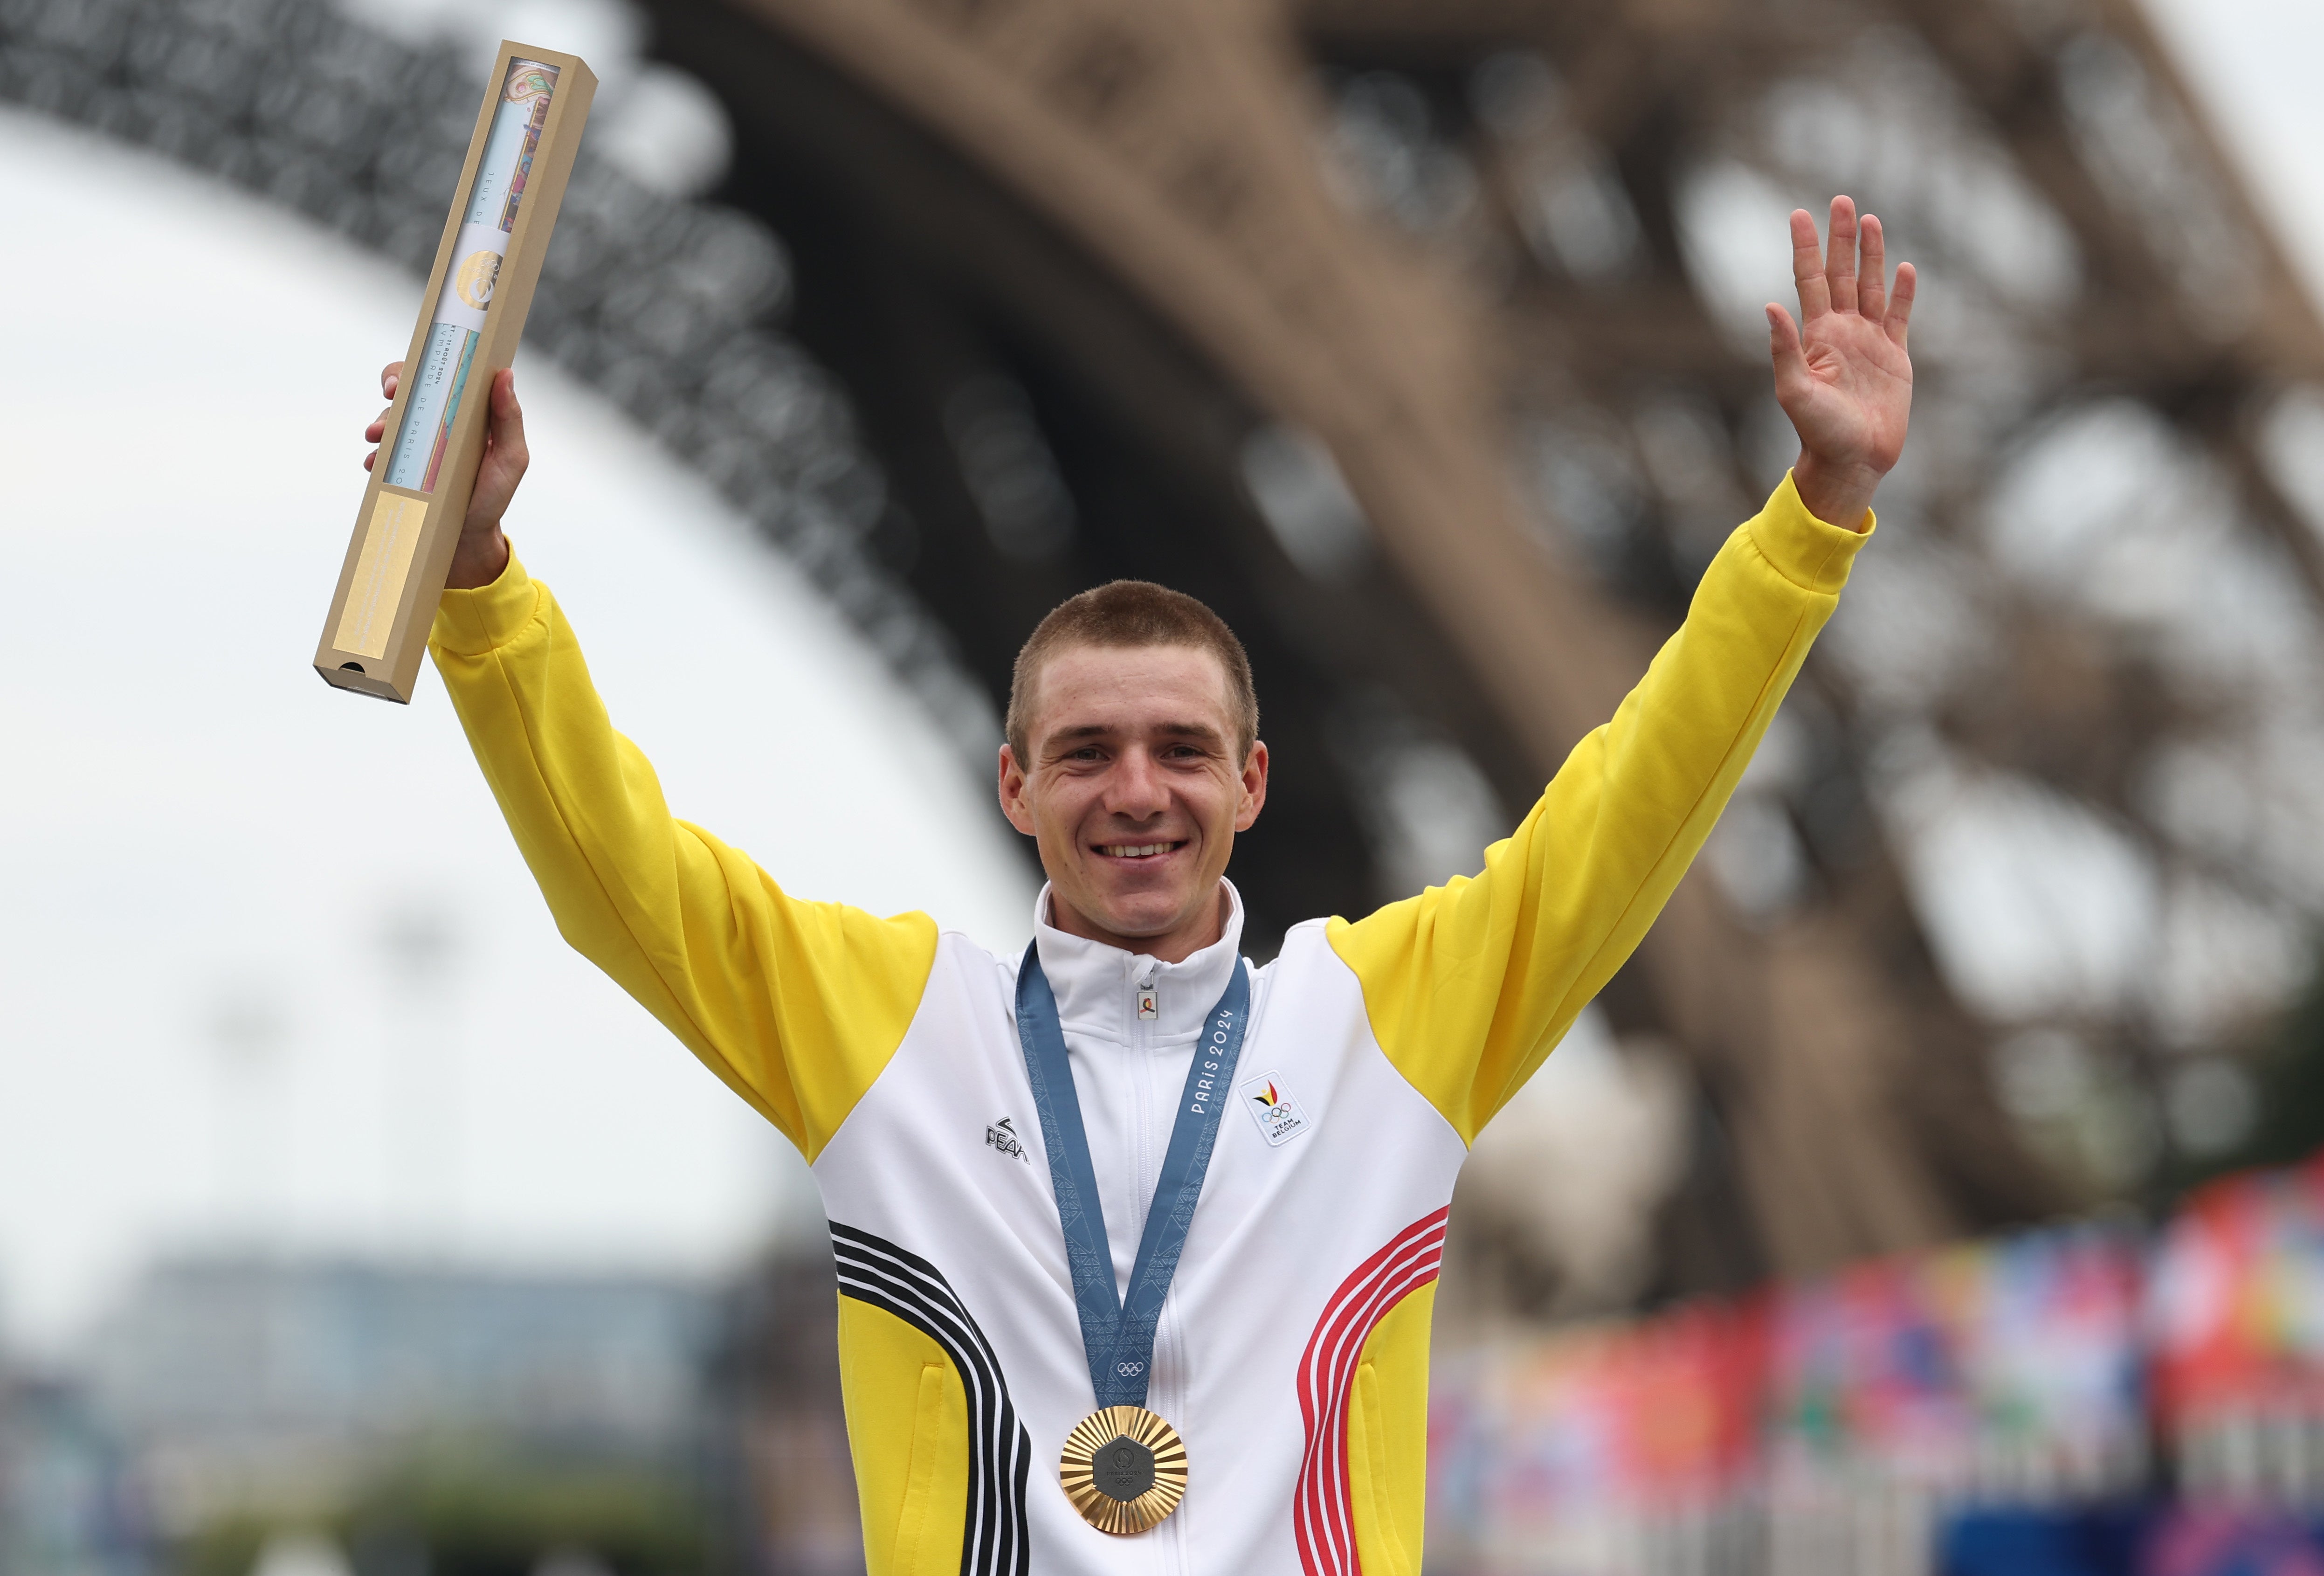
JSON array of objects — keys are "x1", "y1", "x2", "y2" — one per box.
[{"x1": 1030, "y1": 880, "x2": 1246, "y2": 1046}]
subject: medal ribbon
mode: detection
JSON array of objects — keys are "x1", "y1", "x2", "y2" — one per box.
[{"x1": 1015, "y1": 942, "x2": 1251, "y2": 1409}]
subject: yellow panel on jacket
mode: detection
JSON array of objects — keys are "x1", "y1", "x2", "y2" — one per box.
[
  {"x1": 839, "y1": 1297, "x2": 972, "y2": 1576},
  {"x1": 430, "y1": 560, "x2": 937, "y2": 1161},
  {"x1": 1349, "y1": 1282, "x2": 1435, "y2": 1576}
]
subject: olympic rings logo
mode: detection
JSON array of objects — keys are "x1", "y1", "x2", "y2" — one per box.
[{"x1": 1116, "y1": 1361, "x2": 1147, "y2": 1377}]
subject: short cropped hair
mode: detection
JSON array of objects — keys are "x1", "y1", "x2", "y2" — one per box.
[{"x1": 1007, "y1": 581, "x2": 1259, "y2": 765}]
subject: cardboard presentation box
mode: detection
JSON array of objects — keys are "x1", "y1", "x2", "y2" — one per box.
[{"x1": 314, "y1": 42, "x2": 596, "y2": 702}]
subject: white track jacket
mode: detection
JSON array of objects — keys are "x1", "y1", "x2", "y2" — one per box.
[{"x1": 429, "y1": 474, "x2": 1870, "y2": 1575}]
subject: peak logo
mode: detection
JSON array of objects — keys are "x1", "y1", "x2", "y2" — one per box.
[
  {"x1": 1238, "y1": 1070, "x2": 1310, "y2": 1147},
  {"x1": 985, "y1": 1116, "x2": 1029, "y2": 1162}
]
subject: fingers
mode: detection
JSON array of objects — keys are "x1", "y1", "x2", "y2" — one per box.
[
  {"x1": 1790, "y1": 208, "x2": 1831, "y2": 323},
  {"x1": 466, "y1": 368, "x2": 531, "y2": 528},
  {"x1": 1886, "y1": 261, "x2": 1917, "y2": 350},
  {"x1": 1824, "y1": 195, "x2": 1859, "y2": 315},
  {"x1": 1766, "y1": 302, "x2": 1810, "y2": 396},
  {"x1": 487, "y1": 368, "x2": 528, "y2": 469},
  {"x1": 1858, "y1": 214, "x2": 1888, "y2": 322},
  {"x1": 369, "y1": 361, "x2": 402, "y2": 470},
  {"x1": 363, "y1": 394, "x2": 392, "y2": 471}
]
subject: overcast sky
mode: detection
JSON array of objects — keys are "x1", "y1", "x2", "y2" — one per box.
[
  {"x1": 0, "y1": 0, "x2": 2317, "y2": 1358},
  {"x1": 2143, "y1": 0, "x2": 2324, "y2": 310}
]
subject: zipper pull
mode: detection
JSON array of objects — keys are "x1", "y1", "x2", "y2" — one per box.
[{"x1": 1136, "y1": 976, "x2": 1158, "y2": 1021}]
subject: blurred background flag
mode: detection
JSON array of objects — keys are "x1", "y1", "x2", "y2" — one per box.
[{"x1": 2152, "y1": 1154, "x2": 2324, "y2": 1506}]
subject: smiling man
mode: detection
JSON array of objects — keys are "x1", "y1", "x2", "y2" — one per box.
[
  {"x1": 998, "y1": 590, "x2": 1267, "y2": 961},
  {"x1": 388, "y1": 198, "x2": 1912, "y2": 1574}
]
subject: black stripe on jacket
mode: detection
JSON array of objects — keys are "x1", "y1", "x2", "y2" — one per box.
[{"x1": 832, "y1": 1222, "x2": 1034, "y2": 1576}]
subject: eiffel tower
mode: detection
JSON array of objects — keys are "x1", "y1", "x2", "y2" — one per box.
[{"x1": 10, "y1": 0, "x2": 2321, "y2": 1303}]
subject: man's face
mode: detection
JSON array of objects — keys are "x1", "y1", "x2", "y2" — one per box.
[{"x1": 998, "y1": 642, "x2": 1268, "y2": 961}]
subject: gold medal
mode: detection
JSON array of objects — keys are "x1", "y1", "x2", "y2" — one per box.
[{"x1": 1059, "y1": 1405, "x2": 1189, "y2": 1534}]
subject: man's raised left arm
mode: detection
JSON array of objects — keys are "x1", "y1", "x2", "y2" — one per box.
[{"x1": 1330, "y1": 195, "x2": 1913, "y2": 1141}]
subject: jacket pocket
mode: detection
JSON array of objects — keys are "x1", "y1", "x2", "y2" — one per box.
[
  {"x1": 887, "y1": 1361, "x2": 950, "y2": 1576},
  {"x1": 1353, "y1": 1362, "x2": 1417, "y2": 1576}
]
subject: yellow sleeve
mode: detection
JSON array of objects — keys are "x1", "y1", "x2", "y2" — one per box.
[
  {"x1": 428, "y1": 553, "x2": 937, "y2": 1161},
  {"x1": 1328, "y1": 473, "x2": 1870, "y2": 1143}
]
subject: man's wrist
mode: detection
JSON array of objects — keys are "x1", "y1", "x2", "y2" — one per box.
[
  {"x1": 1791, "y1": 453, "x2": 1880, "y2": 533},
  {"x1": 446, "y1": 524, "x2": 511, "y2": 590}
]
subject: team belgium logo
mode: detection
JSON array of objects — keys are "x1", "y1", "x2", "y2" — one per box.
[{"x1": 1238, "y1": 1071, "x2": 1310, "y2": 1147}]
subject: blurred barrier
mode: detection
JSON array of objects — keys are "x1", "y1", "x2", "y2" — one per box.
[
  {"x1": 1430, "y1": 1299, "x2": 1768, "y2": 1576},
  {"x1": 1424, "y1": 1171, "x2": 2324, "y2": 1576},
  {"x1": 1763, "y1": 1228, "x2": 2148, "y2": 1576}
]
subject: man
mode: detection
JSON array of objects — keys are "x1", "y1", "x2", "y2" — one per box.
[{"x1": 368, "y1": 197, "x2": 1911, "y2": 1573}]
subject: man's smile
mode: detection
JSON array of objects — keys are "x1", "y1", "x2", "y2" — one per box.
[{"x1": 1094, "y1": 840, "x2": 1189, "y2": 861}]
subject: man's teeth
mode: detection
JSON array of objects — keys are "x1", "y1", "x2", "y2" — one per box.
[{"x1": 1101, "y1": 843, "x2": 1173, "y2": 858}]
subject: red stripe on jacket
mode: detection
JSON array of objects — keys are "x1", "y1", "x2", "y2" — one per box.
[{"x1": 1294, "y1": 1208, "x2": 1449, "y2": 1575}]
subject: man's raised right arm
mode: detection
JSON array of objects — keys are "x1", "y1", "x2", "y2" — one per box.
[{"x1": 372, "y1": 363, "x2": 937, "y2": 1161}]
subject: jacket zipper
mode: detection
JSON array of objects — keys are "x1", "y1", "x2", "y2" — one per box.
[{"x1": 1133, "y1": 967, "x2": 1188, "y2": 1576}]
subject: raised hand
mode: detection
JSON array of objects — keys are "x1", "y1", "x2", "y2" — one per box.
[
  {"x1": 1766, "y1": 196, "x2": 1915, "y2": 532},
  {"x1": 362, "y1": 361, "x2": 524, "y2": 588}
]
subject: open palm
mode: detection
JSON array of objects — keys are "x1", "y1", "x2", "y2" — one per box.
[{"x1": 1768, "y1": 196, "x2": 1915, "y2": 530}]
